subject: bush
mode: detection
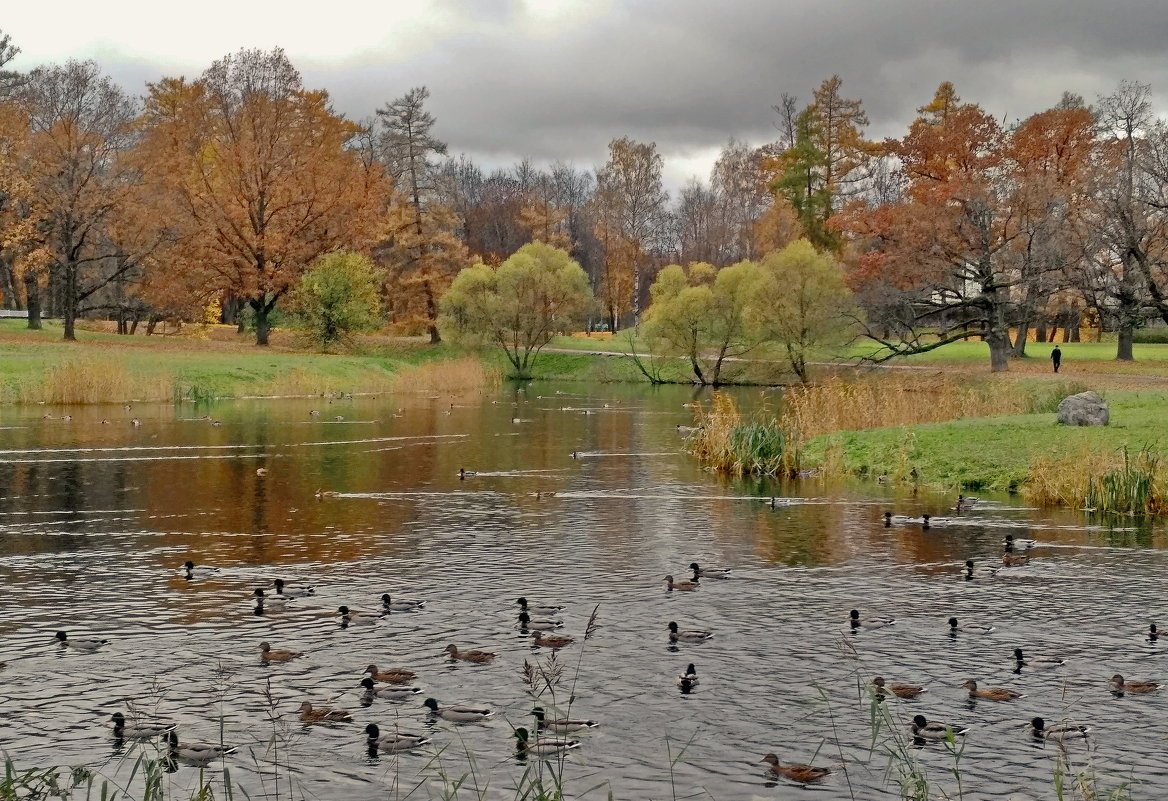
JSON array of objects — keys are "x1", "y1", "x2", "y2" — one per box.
[
  {"x1": 288, "y1": 251, "x2": 382, "y2": 349},
  {"x1": 1132, "y1": 326, "x2": 1168, "y2": 344}
]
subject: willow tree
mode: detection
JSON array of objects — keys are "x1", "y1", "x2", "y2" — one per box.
[
  {"x1": 139, "y1": 49, "x2": 386, "y2": 345},
  {"x1": 439, "y1": 241, "x2": 592, "y2": 379}
]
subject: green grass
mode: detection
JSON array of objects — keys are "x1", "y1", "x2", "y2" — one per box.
[
  {"x1": 801, "y1": 390, "x2": 1168, "y2": 491},
  {"x1": 846, "y1": 337, "x2": 1168, "y2": 367}
]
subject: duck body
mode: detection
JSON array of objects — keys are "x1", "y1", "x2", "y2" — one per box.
[
  {"x1": 849, "y1": 609, "x2": 895, "y2": 630},
  {"x1": 337, "y1": 605, "x2": 375, "y2": 627},
  {"x1": 760, "y1": 753, "x2": 831, "y2": 783},
  {"x1": 518, "y1": 611, "x2": 562, "y2": 630},
  {"x1": 664, "y1": 574, "x2": 699, "y2": 591},
  {"x1": 298, "y1": 701, "x2": 353, "y2": 723},
  {"x1": 688, "y1": 562, "x2": 730, "y2": 579},
  {"x1": 111, "y1": 713, "x2": 176, "y2": 739},
  {"x1": 1109, "y1": 674, "x2": 1161, "y2": 694},
  {"x1": 254, "y1": 588, "x2": 292, "y2": 606},
  {"x1": 515, "y1": 726, "x2": 580, "y2": 756},
  {"x1": 872, "y1": 676, "x2": 925, "y2": 699},
  {"x1": 165, "y1": 731, "x2": 236, "y2": 762},
  {"x1": 1002, "y1": 547, "x2": 1030, "y2": 566},
  {"x1": 444, "y1": 644, "x2": 496, "y2": 663},
  {"x1": 423, "y1": 697, "x2": 493, "y2": 723},
  {"x1": 364, "y1": 664, "x2": 417, "y2": 683},
  {"x1": 273, "y1": 579, "x2": 315, "y2": 598},
  {"x1": 360, "y1": 677, "x2": 422, "y2": 701},
  {"x1": 517, "y1": 597, "x2": 564, "y2": 616},
  {"x1": 531, "y1": 630, "x2": 574, "y2": 648},
  {"x1": 961, "y1": 679, "x2": 1022, "y2": 701},
  {"x1": 380, "y1": 593, "x2": 425, "y2": 612},
  {"x1": 364, "y1": 723, "x2": 431, "y2": 753},
  {"x1": 1005, "y1": 534, "x2": 1037, "y2": 550},
  {"x1": 677, "y1": 663, "x2": 699, "y2": 689},
  {"x1": 1029, "y1": 717, "x2": 1091, "y2": 741},
  {"x1": 910, "y1": 714, "x2": 968, "y2": 741},
  {"x1": 963, "y1": 560, "x2": 1000, "y2": 579},
  {"x1": 182, "y1": 560, "x2": 218, "y2": 577},
  {"x1": 1013, "y1": 648, "x2": 1064, "y2": 668},
  {"x1": 668, "y1": 621, "x2": 712, "y2": 643},
  {"x1": 55, "y1": 631, "x2": 108, "y2": 652},
  {"x1": 533, "y1": 706, "x2": 598, "y2": 733},
  {"x1": 948, "y1": 617, "x2": 995, "y2": 635},
  {"x1": 260, "y1": 642, "x2": 303, "y2": 662},
  {"x1": 883, "y1": 513, "x2": 917, "y2": 526}
]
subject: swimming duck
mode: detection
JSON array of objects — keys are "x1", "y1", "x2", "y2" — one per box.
[
  {"x1": 518, "y1": 611, "x2": 562, "y2": 630},
  {"x1": 298, "y1": 701, "x2": 353, "y2": 723},
  {"x1": 54, "y1": 631, "x2": 108, "y2": 652},
  {"x1": 337, "y1": 606, "x2": 375, "y2": 626},
  {"x1": 961, "y1": 679, "x2": 1022, "y2": 701},
  {"x1": 273, "y1": 579, "x2": 315, "y2": 598},
  {"x1": 314, "y1": 489, "x2": 337, "y2": 498},
  {"x1": 949, "y1": 617, "x2": 995, "y2": 635},
  {"x1": 872, "y1": 676, "x2": 926, "y2": 699},
  {"x1": 760, "y1": 753, "x2": 831, "y2": 783},
  {"x1": 677, "y1": 663, "x2": 699, "y2": 689},
  {"x1": 259, "y1": 642, "x2": 303, "y2": 663},
  {"x1": 1149, "y1": 624, "x2": 1159, "y2": 642},
  {"x1": 364, "y1": 723, "x2": 431, "y2": 753},
  {"x1": 921, "y1": 514, "x2": 952, "y2": 529},
  {"x1": 309, "y1": 409, "x2": 320, "y2": 417},
  {"x1": 532, "y1": 706, "x2": 598, "y2": 732},
  {"x1": 130, "y1": 418, "x2": 142, "y2": 427},
  {"x1": 423, "y1": 697, "x2": 493, "y2": 723},
  {"x1": 380, "y1": 593, "x2": 425, "y2": 612},
  {"x1": 963, "y1": 560, "x2": 1000, "y2": 579},
  {"x1": 1005, "y1": 534, "x2": 1037, "y2": 550},
  {"x1": 165, "y1": 731, "x2": 236, "y2": 762},
  {"x1": 1109, "y1": 674, "x2": 1161, "y2": 695},
  {"x1": 363, "y1": 664, "x2": 417, "y2": 683},
  {"x1": 515, "y1": 726, "x2": 580, "y2": 756},
  {"x1": 953, "y1": 494, "x2": 977, "y2": 512},
  {"x1": 664, "y1": 574, "x2": 699, "y2": 591},
  {"x1": 517, "y1": 597, "x2": 564, "y2": 616},
  {"x1": 531, "y1": 630, "x2": 574, "y2": 649},
  {"x1": 910, "y1": 714, "x2": 969, "y2": 741},
  {"x1": 444, "y1": 644, "x2": 496, "y2": 663},
  {"x1": 254, "y1": 588, "x2": 292, "y2": 606},
  {"x1": 883, "y1": 512, "x2": 916, "y2": 526},
  {"x1": 458, "y1": 468, "x2": 476, "y2": 480},
  {"x1": 688, "y1": 562, "x2": 730, "y2": 579},
  {"x1": 1002, "y1": 546, "x2": 1030, "y2": 566},
  {"x1": 849, "y1": 609, "x2": 895, "y2": 630},
  {"x1": 668, "y1": 622, "x2": 713, "y2": 643},
  {"x1": 1013, "y1": 648, "x2": 1064, "y2": 668},
  {"x1": 360, "y1": 677, "x2": 422, "y2": 701},
  {"x1": 182, "y1": 560, "x2": 218, "y2": 578},
  {"x1": 255, "y1": 467, "x2": 268, "y2": 476},
  {"x1": 110, "y1": 712, "x2": 176, "y2": 739},
  {"x1": 1029, "y1": 717, "x2": 1091, "y2": 741}
]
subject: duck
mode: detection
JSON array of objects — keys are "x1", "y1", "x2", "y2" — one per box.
[
  {"x1": 54, "y1": 631, "x2": 108, "y2": 652},
  {"x1": 182, "y1": 560, "x2": 218, "y2": 578},
  {"x1": 364, "y1": 723, "x2": 431, "y2": 753},
  {"x1": 910, "y1": 714, "x2": 969, "y2": 741},
  {"x1": 963, "y1": 559, "x2": 1000, "y2": 579},
  {"x1": 165, "y1": 731, "x2": 236, "y2": 762},
  {"x1": 380, "y1": 593, "x2": 425, "y2": 612},
  {"x1": 953, "y1": 494, "x2": 977, "y2": 511},
  {"x1": 1109, "y1": 674, "x2": 1161, "y2": 695},
  {"x1": 1149, "y1": 623, "x2": 1159, "y2": 643},
  {"x1": 273, "y1": 579, "x2": 315, "y2": 598},
  {"x1": 444, "y1": 644, "x2": 496, "y2": 663},
  {"x1": 688, "y1": 562, "x2": 731, "y2": 579},
  {"x1": 518, "y1": 611, "x2": 562, "y2": 630},
  {"x1": 760, "y1": 753, "x2": 831, "y2": 783},
  {"x1": 337, "y1": 605, "x2": 375, "y2": 626},
  {"x1": 517, "y1": 597, "x2": 564, "y2": 616},
  {"x1": 1002, "y1": 546, "x2": 1030, "y2": 566},
  {"x1": 872, "y1": 676, "x2": 926, "y2": 699},
  {"x1": 961, "y1": 679, "x2": 1022, "y2": 701},
  {"x1": 363, "y1": 664, "x2": 417, "y2": 683},
  {"x1": 314, "y1": 489, "x2": 337, "y2": 499},
  {"x1": 255, "y1": 468, "x2": 268, "y2": 476},
  {"x1": 1013, "y1": 648, "x2": 1064, "y2": 669},
  {"x1": 1029, "y1": 717, "x2": 1091, "y2": 741},
  {"x1": 921, "y1": 514, "x2": 952, "y2": 529},
  {"x1": 458, "y1": 468, "x2": 476, "y2": 480},
  {"x1": 309, "y1": 409, "x2": 320, "y2": 417},
  {"x1": 259, "y1": 642, "x2": 303, "y2": 663},
  {"x1": 360, "y1": 677, "x2": 422, "y2": 701},
  {"x1": 664, "y1": 574, "x2": 699, "y2": 591},
  {"x1": 254, "y1": 588, "x2": 292, "y2": 606},
  {"x1": 423, "y1": 697, "x2": 493, "y2": 723},
  {"x1": 531, "y1": 630, "x2": 574, "y2": 649},
  {"x1": 514, "y1": 726, "x2": 580, "y2": 756},
  {"x1": 110, "y1": 712, "x2": 177, "y2": 739},
  {"x1": 532, "y1": 706, "x2": 598, "y2": 732},
  {"x1": 676, "y1": 663, "x2": 699, "y2": 689},
  {"x1": 949, "y1": 617, "x2": 995, "y2": 635},
  {"x1": 130, "y1": 418, "x2": 142, "y2": 427},
  {"x1": 849, "y1": 609, "x2": 895, "y2": 630},
  {"x1": 298, "y1": 701, "x2": 353, "y2": 723},
  {"x1": 883, "y1": 512, "x2": 916, "y2": 526},
  {"x1": 1005, "y1": 534, "x2": 1037, "y2": 550},
  {"x1": 668, "y1": 621, "x2": 713, "y2": 643}
]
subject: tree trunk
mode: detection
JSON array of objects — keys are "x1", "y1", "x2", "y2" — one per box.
[
  {"x1": 252, "y1": 298, "x2": 271, "y2": 346},
  {"x1": 62, "y1": 262, "x2": 77, "y2": 341},
  {"x1": 1034, "y1": 319, "x2": 1047, "y2": 343},
  {"x1": 25, "y1": 272, "x2": 42, "y2": 330},
  {"x1": 1012, "y1": 321, "x2": 1029, "y2": 358},
  {"x1": 986, "y1": 322, "x2": 1011, "y2": 372},
  {"x1": 1117, "y1": 322, "x2": 1134, "y2": 361}
]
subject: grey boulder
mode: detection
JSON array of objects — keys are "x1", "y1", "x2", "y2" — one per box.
[{"x1": 1057, "y1": 391, "x2": 1109, "y2": 426}]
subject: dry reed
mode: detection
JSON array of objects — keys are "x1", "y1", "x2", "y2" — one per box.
[
  {"x1": 1027, "y1": 446, "x2": 1168, "y2": 515},
  {"x1": 22, "y1": 360, "x2": 174, "y2": 405},
  {"x1": 389, "y1": 357, "x2": 499, "y2": 394},
  {"x1": 689, "y1": 392, "x2": 785, "y2": 475}
]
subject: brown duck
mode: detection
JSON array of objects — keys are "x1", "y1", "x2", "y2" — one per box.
[
  {"x1": 297, "y1": 702, "x2": 353, "y2": 723},
  {"x1": 363, "y1": 664, "x2": 417, "y2": 684},
  {"x1": 761, "y1": 753, "x2": 831, "y2": 782},
  {"x1": 531, "y1": 630, "x2": 574, "y2": 649},
  {"x1": 260, "y1": 642, "x2": 303, "y2": 663},
  {"x1": 872, "y1": 676, "x2": 926, "y2": 699},
  {"x1": 1109, "y1": 674, "x2": 1161, "y2": 694},
  {"x1": 444, "y1": 644, "x2": 496, "y2": 663},
  {"x1": 961, "y1": 679, "x2": 1022, "y2": 700}
]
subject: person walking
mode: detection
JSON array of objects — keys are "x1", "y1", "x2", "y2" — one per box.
[{"x1": 1051, "y1": 345, "x2": 1062, "y2": 373}]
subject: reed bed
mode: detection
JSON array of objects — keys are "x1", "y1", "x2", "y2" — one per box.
[
  {"x1": 688, "y1": 392, "x2": 785, "y2": 476},
  {"x1": 389, "y1": 356, "x2": 499, "y2": 395},
  {"x1": 18, "y1": 360, "x2": 175, "y2": 405},
  {"x1": 1027, "y1": 446, "x2": 1168, "y2": 515}
]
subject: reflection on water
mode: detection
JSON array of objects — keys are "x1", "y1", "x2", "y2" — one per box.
[{"x1": 1, "y1": 383, "x2": 1166, "y2": 800}]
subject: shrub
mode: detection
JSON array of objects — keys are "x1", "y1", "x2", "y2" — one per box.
[{"x1": 288, "y1": 251, "x2": 382, "y2": 349}]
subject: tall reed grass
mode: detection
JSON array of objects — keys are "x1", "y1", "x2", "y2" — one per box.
[
  {"x1": 16, "y1": 360, "x2": 175, "y2": 405},
  {"x1": 688, "y1": 392, "x2": 785, "y2": 476},
  {"x1": 1028, "y1": 446, "x2": 1167, "y2": 515},
  {"x1": 389, "y1": 357, "x2": 499, "y2": 395}
]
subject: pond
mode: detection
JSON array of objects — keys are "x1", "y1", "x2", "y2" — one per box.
[{"x1": 0, "y1": 382, "x2": 1166, "y2": 800}]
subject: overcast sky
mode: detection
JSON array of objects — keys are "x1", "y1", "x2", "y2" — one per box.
[{"x1": 6, "y1": 0, "x2": 1168, "y2": 189}]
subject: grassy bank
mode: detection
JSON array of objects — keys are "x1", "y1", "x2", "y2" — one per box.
[{"x1": 0, "y1": 320, "x2": 496, "y2": 404}]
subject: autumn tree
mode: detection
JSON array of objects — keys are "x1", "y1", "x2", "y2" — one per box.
[
  {"x1": 746, "y1": 240, "x2": 856, "y2": 383},
  {"x1": 439, "y1": 241, "x2": 592, "y2": 379},
  {"x1": 0, "y1": 32, "x2": 43, "y2": 314},
  {"x1": 375, "y1": 86, "x2": 469, "y2": 343},
  {"x1": 139, "y1": 49, "x2": 385, "y2": 345},
  {"x1": 592, "y1": 137, "x2": 668, "y2": 327}
]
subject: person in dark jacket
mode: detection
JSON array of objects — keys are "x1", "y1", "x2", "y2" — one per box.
[{"x1": 1051, "y1": 346, "x2": 1062, "y2": 373}]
